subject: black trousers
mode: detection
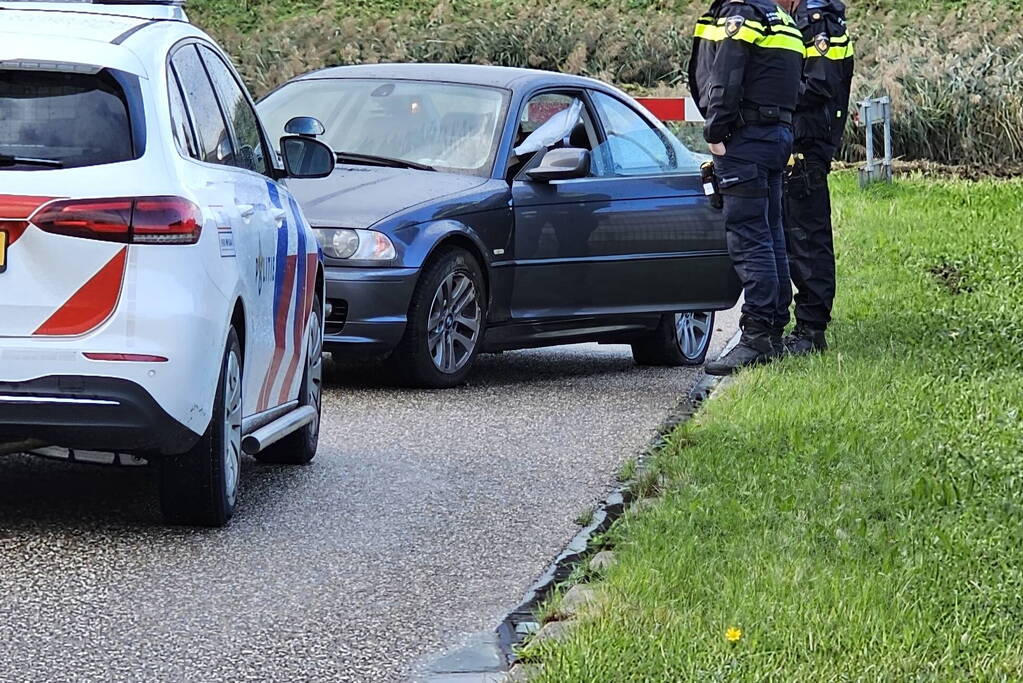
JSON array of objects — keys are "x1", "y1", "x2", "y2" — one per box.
[
  {"x1": 783, "y1": 140, "x2": 836, "y2": 329},
  {"x1": 714, "y1": 124, "x2": 794, "y2": 330}
]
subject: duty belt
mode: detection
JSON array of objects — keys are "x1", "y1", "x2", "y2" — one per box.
[{"x1": 741, "y1": 106, "x2": 793, "y2": 126}]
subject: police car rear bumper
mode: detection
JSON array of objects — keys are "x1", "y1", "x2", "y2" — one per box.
[{"x1": 0, "y1": 375, "x2": 201, "y2": 456}]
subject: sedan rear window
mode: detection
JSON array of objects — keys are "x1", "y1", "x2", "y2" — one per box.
[{"x1": 0, "y1": 69, "x2": 140, "y2": 171}]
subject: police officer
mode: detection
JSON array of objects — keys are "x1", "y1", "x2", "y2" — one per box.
[
  {"x1": 779, "y1": 0, "x2": 854, "y2": 354},
  {"x1": 688, "y1": 0, "x2": 805, "y2": 375}
]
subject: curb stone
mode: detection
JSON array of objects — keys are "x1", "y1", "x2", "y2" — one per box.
[
  {"x1": 422, "y1": 331, "x2": 740, "y2": 681},
  {"x1": 629, "y1": 497, "x2": 659, "y2": 514},
  {"x1": 560, "y1": 585, "x2": 597, "y2": 617},
  {"x1": 589, "y1": 550, "x2": 616, "y2": 573},
  {"x1": 505, "y1": 664, "x2": 541, "y2": 682},
  {"x1": 525, "y1": 620, "x2": 574, "y2": 648}
]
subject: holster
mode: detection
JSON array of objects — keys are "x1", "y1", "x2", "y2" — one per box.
[
  {"x1": 781, "y1": 153, "x2": 830, "y2": 198},
  {"x1": 784, "y1": 154, "x2": 813, "y2": 200},
  {"x1": 700, "y1": 161, "x2": 724, "y2": 210}
]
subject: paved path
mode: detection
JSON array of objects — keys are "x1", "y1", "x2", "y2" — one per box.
[{"x1": 0, "y1": 309, "x2": 737, "y2": 682}]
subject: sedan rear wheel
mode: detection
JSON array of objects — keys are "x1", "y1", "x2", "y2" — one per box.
[
  {"x1": 675, "y1": 312, "x2": 714, "y2": 363},
  {"x1": 632, "y1": 311, "x2": 715, "y2": 367},
  {"x1": 391, "y1": 248, "x2": 486, "y2": 388}
]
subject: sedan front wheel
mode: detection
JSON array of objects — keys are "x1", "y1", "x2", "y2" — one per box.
[{"x1": 391, "y1": 247, "x2": 486, "y2": 388}]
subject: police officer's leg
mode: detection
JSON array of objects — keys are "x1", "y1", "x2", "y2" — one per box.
[
  {"x1": 767, "y1": 166, "x2": 791, "y2": 357},
  {"x1": 792, "y1": 168, "x2": 835, "y2": 321},
  {"x1": 705, "y1": 155, "x2": 776, "y2": 376},
  {"x1": 784, "y1": 148, "x2": 834, "y2": 354}
]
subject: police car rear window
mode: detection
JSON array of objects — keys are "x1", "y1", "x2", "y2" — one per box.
[{"x1": 0, "y1": 69, "x2": 139, "y2": 171}]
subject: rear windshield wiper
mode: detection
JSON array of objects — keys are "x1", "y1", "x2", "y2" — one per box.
[
  {"x1": 336, "y1": 152, "x2": 435, "y2": 172},
  {"x1": 0, "y1": 154, "x2": 64, "y2": 169}
]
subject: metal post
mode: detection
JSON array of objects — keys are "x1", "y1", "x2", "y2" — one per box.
[
  {"x1": 857, "y1": 94, "x2": 894, "y2": 187},
  {"x1": 859, "y1": 97, "x2": 875, "y2": 188},
  {"x1": 881, "y1": 96, "x2": 893, "y2": 182}
]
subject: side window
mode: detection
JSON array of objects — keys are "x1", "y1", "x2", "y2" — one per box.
[
  {"x1": 515, "y1": 93, "x2": 598, "y2": 155},
  {"x1": 510, "y1": 91, "x2": 600, "y2": 179},
  {"x1": 197, "y1": 45, "x2": 271, "y2": 177},
  {"x1": 590, "y1": 92, "x2": 697, "y2": 177},
  {"x1": 171, "y1": 45, "x2": 232, "y2": 165},
  {"x1": 168, "y1": 69, "x2": 199, "y2": 159}
]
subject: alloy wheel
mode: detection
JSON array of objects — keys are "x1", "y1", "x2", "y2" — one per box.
[
  {"x1": 223, "y1": 349, "x2": 243, "y2": 507},
  {"x1": 306, "y1": 309, "x2": 323, "y2": 437},
  {"x1": 675, "y1": 312, "x2": 714, "y2": 361},
  {"x1": 427, "y1": 271, "x2": 482, "y2": 373}
]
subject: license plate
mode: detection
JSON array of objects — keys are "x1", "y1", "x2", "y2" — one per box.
[{"x1": 0, "y1": 230, "x2": 7, "y2": 274}]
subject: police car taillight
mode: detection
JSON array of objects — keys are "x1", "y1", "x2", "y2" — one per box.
[
  {"x1": 131, "y1": 197, "x2": 202, "y2": 244},
  {"x1": 31, "y1": 196, "x2": 202, "y2": 245}
]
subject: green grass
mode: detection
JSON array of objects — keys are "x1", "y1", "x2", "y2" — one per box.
[
  {"x1": 617, "y1": 458, "x2": 638, "y2": 483},
  {"x1": 574, "y1": 507, "x2": 595, "y2": 527},
  {"x1": 524, "y1": 173, "x2": 1023, "y2": 680}
]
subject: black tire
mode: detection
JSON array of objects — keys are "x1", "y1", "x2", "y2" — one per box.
[
  {"x1": 631, "y1": 311, "x2": 715, "y2": 367},
  {"x1": 255, "y1": 294, "x2": 324, "y2": 465},
  {"x1": 391, "y1": 248, "x2": 486, "y2": 389},
  {"x1": 159, "y1": 328, "x2": 243, "y2": 527}
]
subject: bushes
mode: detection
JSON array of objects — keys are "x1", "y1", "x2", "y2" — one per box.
[
  {"x1": 847, "y1": 6, "x2": 1023, "y2": 165},
  {"x1": 203, "y1": 1, "x2": 702, "y2": 96},
  {"x1": 194, "y1": 0, "x2": 1023, "y2": 165}
]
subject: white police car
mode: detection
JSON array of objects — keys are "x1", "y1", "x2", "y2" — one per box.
[{"x1": 0, "y1": 0, "x2": 337, "y2": 526}]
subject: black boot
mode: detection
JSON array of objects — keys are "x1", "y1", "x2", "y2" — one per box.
[
  {"x1": 770, "y1": 326, "x2": 785, "y2": 359},
  {"x1": 783, "y1": 324, "x2": 828, "y2": 356},
  {"x1": 706, "y1": 318, "x2": 774, "y2": 376}
]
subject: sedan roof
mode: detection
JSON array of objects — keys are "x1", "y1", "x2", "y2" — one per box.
[{"x1": 294, "y1": 63, "x2": 608, "y2": 92}]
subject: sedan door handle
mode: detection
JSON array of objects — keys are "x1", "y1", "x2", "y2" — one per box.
[
  {"x1": 236, "y1": 203, "x2": 256, "y2": 219},
  {"x1": 271, "y1": 208, "x2": 288, "y2": 227}
]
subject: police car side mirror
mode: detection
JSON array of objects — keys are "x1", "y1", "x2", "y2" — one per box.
[
  {"x1": 526, "y1": 147, "x2": 591, "y2": 182},
  {"x1": 280, "y1": 136, "x2": 335, "y2": 179}
]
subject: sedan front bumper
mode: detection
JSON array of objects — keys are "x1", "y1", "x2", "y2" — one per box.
[{"x1": 324, "y1": 266, "x2": 420, "y2": 355}]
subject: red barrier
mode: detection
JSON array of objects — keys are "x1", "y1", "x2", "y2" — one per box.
[{"x1": 635, "y1": 97, "x2": 704, "y2": 123}]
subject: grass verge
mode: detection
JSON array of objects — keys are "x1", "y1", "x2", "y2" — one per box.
[{"x1": 524, "y1": 172, "x2": 1023, "y2": 679}]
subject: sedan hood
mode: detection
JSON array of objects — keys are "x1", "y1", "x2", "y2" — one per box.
[{"x1": 287, "y1": 167, "x2": 490, "y2": 230}]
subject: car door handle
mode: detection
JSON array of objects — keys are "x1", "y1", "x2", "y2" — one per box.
[
  {"x1": 236, "y1": 203, "x2": 256, "y2": 219},
  {"x1": 271, "y1": 208, "x2": 288, "y2": 227}
]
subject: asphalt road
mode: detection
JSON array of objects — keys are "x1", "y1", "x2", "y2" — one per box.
[{"x1": 0, "y1": 309, "x2": 737, "y2": 683}]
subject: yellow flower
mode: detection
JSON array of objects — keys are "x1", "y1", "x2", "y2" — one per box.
[{"x1": 725, "y1": 627, "x2": 743, "y2": 643}]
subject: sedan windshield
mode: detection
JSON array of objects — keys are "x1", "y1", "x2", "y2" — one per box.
[{"x1": 259, "y1": 79, "x2": 509, "y2": 177}]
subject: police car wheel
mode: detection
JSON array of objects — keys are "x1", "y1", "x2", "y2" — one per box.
[
  {"x1": 631, "y1": 312, "x2": 715, "y2": 367},
  {"x1": 158, "y1": 328, "x2": 243, "y2": 527}
]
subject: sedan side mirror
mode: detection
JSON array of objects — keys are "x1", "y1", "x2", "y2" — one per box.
[
  {"x1": 280, "y1": 135, "x2": 335, "y2": 179},
  {"x1": 526, "y1": 148, "x2": 591, "y2": 183},
  {"x1": 285, "y1": 116, "x2": 326, "y2": 138}
]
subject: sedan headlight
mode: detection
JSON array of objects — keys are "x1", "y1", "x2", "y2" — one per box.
[{"x1": 316, "y1": 228, "x2": 396, "y2": 261}]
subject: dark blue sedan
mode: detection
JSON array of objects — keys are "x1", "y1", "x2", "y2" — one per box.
[{"x1": 258, "y1": 64, "x2": 740, "y2": 388}]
